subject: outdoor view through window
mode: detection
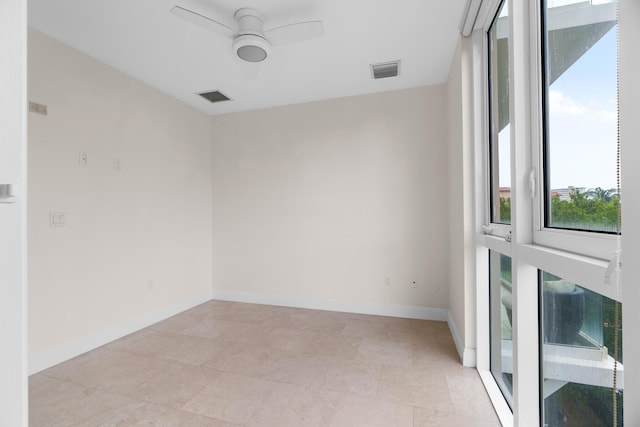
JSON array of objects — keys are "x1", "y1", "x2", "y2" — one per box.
[
  {"x1": 543, "y1": 0, "x2": 619, "y2": 233},
  {"x1": 488, "y1": 0, "x2": 510, "y2": 225}
]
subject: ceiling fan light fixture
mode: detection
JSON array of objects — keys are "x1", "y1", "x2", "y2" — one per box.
[{"x1": 233, "y1": 34, "x2": 271, "y2": 62}]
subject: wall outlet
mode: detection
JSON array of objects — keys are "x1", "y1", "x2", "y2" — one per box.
[
  {"x1": 410, "y1": 279, "x2": 418, "y2": 288},
  {"x1": 385, "y1": 276, "x2": 391, "y2": 286},
  {"x1": 147, "y1": 280, "x2": 154, "y2": 290},
  {"x1": 114, "y1": 158, "x2": 121, "y2": 171},
  {"x1": 79, "y1": 151, "x2": 88, "y2": 166}
]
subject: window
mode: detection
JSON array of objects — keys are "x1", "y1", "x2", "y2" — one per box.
[
  {"x1": 488, "y1": 0, "x2": 511, "y2": 225},
  {"x1": 490, "y1": 251, "x2": 513, "y2": 407},
  {"x1": 475, "y1": 1, "x2": 627, "y2": 425},
  {"x1": 540, "y1": 271, "x2": 623, "y2": 426},
  {"x1": 541, "y1": 0, "x2": 619, "y2": 233}
]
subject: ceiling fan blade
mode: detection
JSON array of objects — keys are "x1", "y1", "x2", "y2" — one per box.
[
  {"x1": 265, "y1": 21, "x2": 324, "y2": 46},
  {"x1": 170, "y1": 6, "x2": 235, "y2": 38}
]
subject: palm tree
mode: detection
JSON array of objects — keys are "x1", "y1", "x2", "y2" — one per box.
[{"x1": 586, "y1": 187, "x2": 617, "y2": 202}]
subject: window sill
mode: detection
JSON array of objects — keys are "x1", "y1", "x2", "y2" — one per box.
[{"x1": 518, "y1": 243, "x2": 618, "y2": 301}]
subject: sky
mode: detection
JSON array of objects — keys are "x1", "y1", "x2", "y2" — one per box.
[{"x1": 498, "y1": 4, "x2": 618, "y2": 192}]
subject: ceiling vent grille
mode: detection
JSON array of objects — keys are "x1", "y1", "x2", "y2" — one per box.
[
  {"x1": 198, "y1": 90, "x2": 231, "y2": 103},
  {"x1": 370, "y1": 61, "x2": 401, "y2": 79}
]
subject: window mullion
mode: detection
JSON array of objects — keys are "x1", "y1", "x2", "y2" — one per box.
[{"x1": 508, "y1": 0, "x2": 539, "y2": 425}]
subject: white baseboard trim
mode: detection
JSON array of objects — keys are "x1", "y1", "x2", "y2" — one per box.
[
  {"x1": 447, "y1": 311, "x2": 477, "y2": 367},
  {"x1": 211, "y1": 290, "x2": 449, "y2": 322},
  {"x1": 29, "y1": 292, "x2": 213, "y2": 375}
]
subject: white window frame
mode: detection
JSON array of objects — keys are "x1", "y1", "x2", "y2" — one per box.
[
  {"x1": 531, "y1": 0, "x2": 619, "y2": 263},
  {"x1": 471, "y1": 0, "x2": 632, "y2": 426},
  {"x1": 482, "y1": 0, "x2": 512, "y2": 241}
]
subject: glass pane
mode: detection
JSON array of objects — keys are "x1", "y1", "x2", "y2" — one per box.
[
  {"x1": 540, "y1": 271, "x2": 623, "y2": 426},
  {"x1": 542, "y1": 0, "x2": 619, "y2": 233},
  {"x1": 490, "y1": 251, "x2": 513, "y2": 407},
  {"x1": 488, "y1": 0, "x2": 511, "y2": 225}
]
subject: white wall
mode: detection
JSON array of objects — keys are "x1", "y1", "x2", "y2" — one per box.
[
  {"x1": 447, "y1": 39, "x2": 466, "y2": 350},
  {"x1": 446, "y1": 37, "x2": 477, "y2": 365},
  {"x1": 0, "y1": 0, "x2": 28, "y2": 424},
  {"x1": 28, "y1": 29, "x2": 213, "y2": 372},
  {"x1": 210, "y1": 87, "x2": 450, "y2": 315}
]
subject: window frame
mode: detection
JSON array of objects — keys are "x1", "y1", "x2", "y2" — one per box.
[
  {"x1": 531, "y1": 0, "x2": 620, "y2": 262},
  {"x1": 473, "y1": 1, "x2": 625, "y2": 426},
  {"x1": 483, "y1": 0, "x2": 512, "y2": 240}
]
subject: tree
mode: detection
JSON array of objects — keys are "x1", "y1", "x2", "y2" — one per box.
[
  {"x1": 499, "y1": 197, "x2": 511, "y2": 222},
  {"x1": 550, "y1": 187, "x2": 619, "y2": 232},
  {"x1": 586, "y1": 187, "x2": 617, "y2": 203}
]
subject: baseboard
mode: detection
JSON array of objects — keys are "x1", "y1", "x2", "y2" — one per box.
[
  {"x1": 29, "y1": 292, "x2": 213, "y2": 375},
  {"x1": 211, "y1": 290, "x2": 449, "y2": 322},
  {"x1": 447, "y1": 311, "x2": 477, "y2": 367}
]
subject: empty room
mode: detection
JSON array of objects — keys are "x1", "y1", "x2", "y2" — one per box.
[{"x1": 1, "y1": 0, "x2": 639, "y2": 426}]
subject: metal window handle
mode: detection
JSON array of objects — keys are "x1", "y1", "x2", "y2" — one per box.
[
  {"x1": 529, "y1": 168, "x2": 537, "y2": 199},
  {"x1": 0, "y1": 184, "x2": 17, "y2": 203}
]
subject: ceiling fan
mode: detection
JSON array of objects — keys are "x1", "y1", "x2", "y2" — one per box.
[{"x1": 171, "y1": 5, "x2": 325, "y2": 68}]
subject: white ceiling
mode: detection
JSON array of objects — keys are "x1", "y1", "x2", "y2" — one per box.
[{"x1": 28, "y1": 0, "x2": 469, "y2": 116}]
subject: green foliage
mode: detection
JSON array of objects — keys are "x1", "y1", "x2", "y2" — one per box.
[
  {"x1": 550, "y1": 187, "x2": 619, "y2": 232},
  {"x1": 499, "y1": 197, "x2": 511, "y2": 223}
]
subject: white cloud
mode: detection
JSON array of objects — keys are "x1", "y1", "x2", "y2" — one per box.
[{"x1": 548, "y1": 90, "x2": 616, "y2": 123}]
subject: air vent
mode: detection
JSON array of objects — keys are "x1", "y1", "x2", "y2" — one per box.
[
  {"x1": 370, "y1": 61, "x2": 401, "y2": 79},
  {"x1": 198, "y1": 90, "x2": 231, "y2": 103}
]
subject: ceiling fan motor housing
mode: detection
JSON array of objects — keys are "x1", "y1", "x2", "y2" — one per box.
[
  {"x1": 233, "y1": 8, "x2": 271, "y2": 62},
  {"x1": 233, "y1": 34, "x2": 271, "y2": 62}
]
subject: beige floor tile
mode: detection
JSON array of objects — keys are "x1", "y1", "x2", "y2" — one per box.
[
  {"x1": 246, "y1": 381, "x2": 340, "y2": 427},
  {"x1": 218, "y1": 321, "x2": 274, "y2": 346},
  {"x1": 341, "y1": 318, "x2": 389, "y2": 339},
  {"x1": 204, "y1": 342, "x2": 300, "y2": 377},
  {"x1": 182, "y1": 372, "x2": 277, "y2": 424},
  {"x1": 380, "y1": 364, "x2": 448, "y2": 389},
  {"x1": 41, "y1": 349, "x2": 221, "y2": 409},
  {"x1": 357, "y1": 337, "x2": 413, "y2": 368},
  {"x1": 30, "y1": 301, "x2": 500, "y2": 426},
  {"x1": 107, "y1": 329, "x2": 179, "y2": 357},
  {"x1": 412, "y1": 342, "x2": 463, "y2": 371},
  {"x1": 311, "y1": 356, "x2": 382, "y2": 398},
  {"x1": 265, "y1": 327, "x2": 319, "y2": 351},
  {"x1": 121, "y1": 360, "x2": 220, "y2": 409},
  {"x1": 178, "y1": 317, "x2": 243, "y2": 340},
  {"x1": 156, "y1": 334, "x2": 227, "y2": 366},
  {"x1": 205, "y1": 302, "x2": 277, "y2": 324},
  {"x1": 377, "y1": 379, "x2": 452, "y2": 410},
  {"x1": 287, "y1": 311, "x2": 349, "y2": 334},
  {"x1": 39, "y1": 347, "x2": 158, "y2": 389},
  {"x1": 146, "y1": 312, "x2": 202, "y2": 334},
  {"x1": 329, "y1": 394, "x2": 413, "y2": 427},
  {"x1": 262, "y1": 354, "x2": 325, "y2": 387},
  {"x1": 29, "y1": 375, "x2": 137, "y2": 427},
  {"x1": 414, "y1": 406, "x2": 502, "y2": 427},
  {"x1": 377, "y1": 365, "x2": 451, "y2": 409},
  {"x1": 82, "y1": 400, "x2": 237, "y2": 426},
  {"x1": 300, "y1": 332, "x2": 362, "y2": 360},
  {"x1": 446, "y1": 373, "x2": 501, "y2": 423},
  {"x1": 182, "y1": 300, "x2": 235, "y2": 318}
]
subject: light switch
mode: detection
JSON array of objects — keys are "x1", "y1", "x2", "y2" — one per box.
[
  {"x1": 0, "y1": 183, "x2": 17, "y2": 203},
  {"x1": 49, "y1": 212, "x2": 65, "y2": 227}
]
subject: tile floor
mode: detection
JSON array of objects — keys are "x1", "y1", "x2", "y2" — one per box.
[{"x1": 29, "y1": 300, "x2": 501, "y2": 426}]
